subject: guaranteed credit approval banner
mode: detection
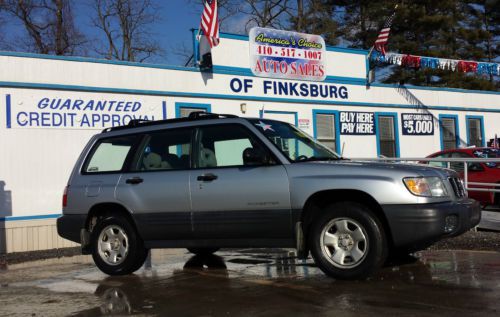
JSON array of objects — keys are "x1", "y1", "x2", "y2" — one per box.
[
  {"x1": 5, "y1": 90, "x2": 164, "y2": 130},
  {"x1": 249, "y1": 27, "x2": 327, "y2": 82}
]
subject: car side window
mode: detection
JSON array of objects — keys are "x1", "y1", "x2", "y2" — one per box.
[
  {"x1": 196, "y1": 124, "x2": 275, "y2": 168},
  {"x1": 84, "y1": 135, "x2": 139, "y2": 173},
  {"x1": 449, "y1": 152, "x2": 472, "y2": 172},
  {"x1": 429, "y1": 154, "x2": 449, "y2": 168},
  {"x1": 132, "y1": 128, "x2": 192, "y2": 171}
]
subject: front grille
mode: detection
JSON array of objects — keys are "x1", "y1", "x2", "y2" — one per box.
[{"x1": 449, "y1": 177, "x2": 466, "y2": 198}]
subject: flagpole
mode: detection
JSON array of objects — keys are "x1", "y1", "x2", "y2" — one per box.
[
  {"x1": 367, "y1": 46, "x2": 375, "y2": 61},
  {"x1": 196, "y1": 26, "x2": 202, "y2": 41},
  {"x1": 369, "y1": 4, "x2": 398, "y2": 58},
  {"x1": 367, "y1": 4, "x2": 399, "y2": 69}
]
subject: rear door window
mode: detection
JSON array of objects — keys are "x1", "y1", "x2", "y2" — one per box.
[
  {"x1": 132, "y1": 128, "x2": 193, "y2": 171},
  {"x1": 84, "y1": 135, "x2": 139, "y2": 173}
]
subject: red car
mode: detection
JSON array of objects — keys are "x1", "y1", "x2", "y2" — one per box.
[{"x1": 426, "y1": 147, "x2": 500, "y2": 208}]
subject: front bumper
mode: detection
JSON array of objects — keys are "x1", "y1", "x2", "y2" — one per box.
[
  {"x1": 56, "y1": 214, "x2": 87, "y2": 244},
  {"x1": 382, "y1": 199, "x2": 481, "y2": 250}
]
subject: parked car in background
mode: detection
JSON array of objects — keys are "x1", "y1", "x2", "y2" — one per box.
[{"x1": 426, "y1": 148, "x2": 500, "y2": 208}]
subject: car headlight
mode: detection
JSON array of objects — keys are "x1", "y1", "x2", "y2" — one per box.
[{"x1": 403, "y1": 177, "x2": 448, "y2": 197}]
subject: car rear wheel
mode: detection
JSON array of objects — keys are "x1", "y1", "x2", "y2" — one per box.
[
  {"x1": 309, "y1": 202, "x2": 387, "y2": 280},
  {"x1": 91, "y1": 215, "x2": 147, "y2": 275},
  {"x1": 187, "y1": 247, "x2": 220, "y2": 255}
]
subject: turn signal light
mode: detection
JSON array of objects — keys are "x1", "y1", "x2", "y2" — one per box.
[{"x1": 403, "y1": 177, "x2": 448, "y2": 197}]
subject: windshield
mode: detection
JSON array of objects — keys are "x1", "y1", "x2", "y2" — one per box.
[
  {"x1": 472, "y1": 148, "x2": 500, "y2": 168},
  {"x1": 250, "y1": 119, "x2": 340, "y2": 162}
]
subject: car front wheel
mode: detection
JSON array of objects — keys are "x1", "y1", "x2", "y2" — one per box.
[
  {"x1": 309, "y1": 202, "x2": 387, "y2": 280},
  {"x1": 91, "y1": 215, "x2": 147, "y2": 275}
]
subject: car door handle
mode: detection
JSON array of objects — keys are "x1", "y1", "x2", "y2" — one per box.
[
  {"x1": 197, "y1": 173, "x2": 218, "y2": 182},
  {"x1": 126, "y1": 177, "x2": 144, "y2": 185}
]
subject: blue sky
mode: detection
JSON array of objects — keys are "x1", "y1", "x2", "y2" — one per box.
[{"x1": 74, "y1": 0, "x2": 207, "y2": 66}]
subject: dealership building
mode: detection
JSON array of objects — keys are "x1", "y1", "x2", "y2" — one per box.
[{"x1": 1, "y1": 29, "x2": 499, "y2": 254}]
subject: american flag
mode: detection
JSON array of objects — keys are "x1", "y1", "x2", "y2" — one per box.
[
  {"x1": 200, "y1": 0, "x2": 220, "y2": 48},
  {"x1": 374, "y1": 7, "x2": 397, "y2": 55}
]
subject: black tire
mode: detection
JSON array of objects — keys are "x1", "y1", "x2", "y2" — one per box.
[
  {"x1": 91, "y1": 215, "x2": 147, "y2": 275},
  {"x1": 187, "y1": 247, "x2": 220, "y2": 255},
  {"x1": 309, "y1": 202, "x2": 387, "y2": 280}
]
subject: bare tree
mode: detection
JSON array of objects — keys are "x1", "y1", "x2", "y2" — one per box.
[
  {"x1": 239, "y1": 0, "x2": 292, "y2": 31},
  {"x1": 0, "y1": 0, "x2": 86, "y2": 55},
  {"x1": 190, "y1": 0, "x2": 292, "y2": 32},
  {"x1": 91, "y1": 0, "x2": 162, "y2": 62},
  {"x1": 0, "y1": 15, "x2": 11, "y2": 50}
]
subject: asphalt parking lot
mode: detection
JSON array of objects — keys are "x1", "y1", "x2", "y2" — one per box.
[{"x1": 0, "y1": 247, "x2": 499, "y2": 317}]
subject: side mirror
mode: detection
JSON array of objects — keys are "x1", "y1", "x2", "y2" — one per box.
[{"x1": 243, "y1": 147, "x2": 268, "y2": 166}]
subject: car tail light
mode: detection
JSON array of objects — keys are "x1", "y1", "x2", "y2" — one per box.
[{"x1": 62, "y1": 186, "x2": 69, "y2": 208}]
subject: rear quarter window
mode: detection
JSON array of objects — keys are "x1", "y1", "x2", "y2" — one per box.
[{"x1": 84, "y1": 135, "x2": 139, "y2": 173}]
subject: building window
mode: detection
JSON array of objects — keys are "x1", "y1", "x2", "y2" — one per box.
[
  {"x1": 377, "y1": 115, "x2": 397, "y2": 157},
  {"x1": 467, "y1": 117, "x2": 483, "y2": 147},
  {"x1": 176, "y1": 103, "x2": 211, "y2": 118},
  {"x1": 315, "y1": 113, "x2": 337, "y2": 151},
  {"x1": 179, "y1": 107, "x2": 206, "y2": 118},
  {"x1": 441, "y1": 117, "x2": 458, "y2": 150}
]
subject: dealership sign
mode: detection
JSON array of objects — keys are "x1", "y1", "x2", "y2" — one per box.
[
  {"x1": 339, "y1": 111, "x2": 375, "y2": 135},
  {"x1": 5, "y1": 92, "x2": 162, "y2": 129},
  {"x1": 249, "y1": 27, "x2": 326, "y2": 82},
  {"x1": 401, "y1": 113, "x2": 434, "y2": 135}
]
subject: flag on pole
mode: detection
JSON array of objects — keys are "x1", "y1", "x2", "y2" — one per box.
[
  {"x1": 200, "y1": 0, "x2": 220, "y2": 48},
  {"x1": 374, "y1": 6, "x2": 397, "y2": 55}
]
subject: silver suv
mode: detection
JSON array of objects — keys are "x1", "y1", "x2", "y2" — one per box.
[{"x1": 57, "y1": 113, "x2": 481, "y2": 279}]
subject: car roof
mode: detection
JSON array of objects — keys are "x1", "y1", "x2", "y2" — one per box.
[{"x1": 427, "y1": 147, "x2": 495, "y2": 157}]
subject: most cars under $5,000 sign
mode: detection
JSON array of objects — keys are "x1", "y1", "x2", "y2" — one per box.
[{"x1": 249, "y1": 27, "x2": 327, "y2": 82}]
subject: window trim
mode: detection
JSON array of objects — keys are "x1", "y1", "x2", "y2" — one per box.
[
  {"x1": 175, "y1": 102, "x2": 211, "y2": 118},
  {"x1": 312, "y1": 109, "x2": 341, "y2": 153},
  {"x1": 375, "y1": 112, "x2": 400, "y2": 158},
  {"x1": 439, "y1": 114, "x2": 460, "y2": 150},
  {"x1": 465, "y1": 115, "x2": 485, "y2": 147},
  {"x1": 192, "y1": 123, "x2": 281, "y2": 170}
]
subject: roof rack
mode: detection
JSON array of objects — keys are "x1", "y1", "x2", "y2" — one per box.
[
  {"x1": 188, "y1": 111, "x2": 239, "y2": 119},
  {"x1": 127, "y1": 119, "x2": 150, "y2": 127},
  {"x1": 101, "y1": 112, "x2": 240, "y2": 133}
]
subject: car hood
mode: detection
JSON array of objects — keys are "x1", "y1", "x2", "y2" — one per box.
[{"x1": 300, "y1": 159, "x2": 458, "y2": 178}]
